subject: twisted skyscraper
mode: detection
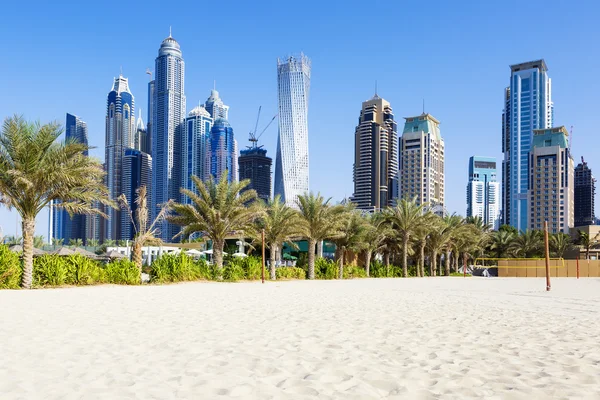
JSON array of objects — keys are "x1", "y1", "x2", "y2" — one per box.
[
  {"x1": 274, "y1": 54, "x2": 311, "y2": 207},
  {"x1": 152, "y1": 32, "x2": 186, "y2": 241}
]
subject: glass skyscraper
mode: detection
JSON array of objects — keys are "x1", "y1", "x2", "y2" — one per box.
[
  {"x1": 466, "y1": 156, "x2": 500, "y2": 230},
  {"x1": 104, "y1": 75, "x2": 135, "y2": 241},
  {"x1": 208, "y1": 118, "x2": 235, "y2": 183},
  {"x1": 204, "y1": 89, "x2": 229, "y2": 121},
  {"x1": 152, "y1": 32, "x2": 186, "y2": 242},
  {"x1": 274, "y1": 54, "x2": 311, "y2": 207},
  {"x1": 121, "y1": 149, "x2": 152, "y2": 240},
  {"x1": 502, "y1": 60, "x2": 553, "y2": 231},
  {"x1": 183, "y1": 105, "x2": 213, "y2": 201}
]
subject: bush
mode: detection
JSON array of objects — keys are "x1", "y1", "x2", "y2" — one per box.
[
  {"x1": 315, "y1": 258, "x2": 337, "y2": 280},
  {"x1": 223, "y1": 256, "x2": 263, "y2": 281},
  {"x1": 222, "y1": 260, "x2": 244, "y2": 282},
  {"x1": 0, "y1": 245, "x2": 21, "y2": 289},
  {"x1": 150, "y1": 253, "x2": 214, "y2": 283},
  {"x1": 33, "y1": 255, "x2": 68, "y2": 287},
  {"x1": 275, "y1": 266, "x2": 306, "y2": 280},
  {"x1": 105, "y1": 259, "x2": 139, "y2": 285},
  {"x1": 343, "y1": 265, "x2": 367, "y2": 279},
  {"x1": 64, "y1": 254, "x2": 104, "y2": 285}
]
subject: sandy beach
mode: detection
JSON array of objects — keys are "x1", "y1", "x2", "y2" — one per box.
[{"x1": 1, "y1": 278, "x2": 599, "y2": 399}]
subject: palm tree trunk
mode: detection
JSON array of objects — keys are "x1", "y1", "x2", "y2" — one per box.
[
  {"x1": 213, "y1": 239, "x2": 225, "y2": 277},
  {"x1": 364, "y1": 250, "x2": 371, "y2": 277},
  {"x1": 308, "y1": 239, "x2": 317, "y2": 279},
  {"x1": 338, "y1": 251, "x2": 344, "y2": 279},
  {"x1": 384, "y1": 252, "x2": 390, "y2": 277},
  {"x1": 21, "y1": 217, "x2": 35, "y2": 289},
  {"x1": 269, "y1": 243, "x2": 277, "y2": 280},
  {"x1": 402, "y1": 235, "x2": 409, "y2": 278},
  {"x1": 445, "y1": 250, "x2": 451, "y2": 276},
  {"x1": 132, "y1": 241, "x2": 143, "y2": 275},
  {"x1": 432, "y1": 250, "x2": 437, "y2": 277},
  {"x1": 453, "y1": 251, "x2": 459, "y2": 273},
  {"x1": 420, "y1": 241, "x2": 426, "y2": 277}
]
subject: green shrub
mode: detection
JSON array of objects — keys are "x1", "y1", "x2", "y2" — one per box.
[
  {"x1": 315, "y1": 258, "x2": 337, "y2": 280},
  {"x1": 33, "y1": 255, "x2": 68, "y2": 287},
  {"x1": 64, "y1": 254, "x2": 104, "y2": 285},
  {"x1": 222, "y1": 260, "x2": 244, "y2": 282},
  {"x1": 150, "y1": 253, "x2": 210, "y2": 283},
  {"x1": 275, "y1": 266, "x2": 306, "y2": 280},
  {"x1": 343, "y1": 265, "x2": 367, "y2": 279},
  {"x1": 0, "y1": 245, "x2": 21, "y2": 289},
  {"x1": 105, "y1": 259, "x2": 139, "y2": 285},
  {"x1": 242, "y1": 256, "x2": 262, "y2": 280}
]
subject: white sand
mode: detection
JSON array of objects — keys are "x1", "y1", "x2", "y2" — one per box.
[{"x1": 1, "y1": 278, "x2": 599, "y2": 399}]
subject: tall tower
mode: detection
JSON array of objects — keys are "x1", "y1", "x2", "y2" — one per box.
[
  {"x1": 400, "y1": 113, "x2": 445, "y2": 212},
  {"x1": 528, "y1": 126, "x2": 573, "y2": 233},
  {"x1": 121, "y1": 149, "x2": 152, "y2": 240},
  {"x1": 135, "y1": 111, "x2": 150, "y2": 154},
  {"x1": 104, "y1": 75, "x2": 135, "y2": 241},
  {"x1": 502, "y1": 60, "x2": 553, "y2": 231},
  {"x1": 352, "y1": 94, "x2": 398, "y2": 211},
  {"x1": 182, "y1": 105, "x2": 213, "y2": 201},
  {"x1": 52, "y1": 113, "x2": 89, "y2": 243},
  {"x1": 152, "y1": 32, "x2": 186, "y2": 242},
  {"x1": 208, "y1": 118, "x2": 235, "y2": 183},
  {"x1": 466, "y1": 156, "x2": 500, "y2": 229},
  {"x1": 204, "y1": 88, "x2": 229, "y2": 120},
  {"x1": 574, "y1": 160, "x2": 595, "y2": 227},
  {"x1": 274, "y1": 54, "x2": 311, "y2": 207}
]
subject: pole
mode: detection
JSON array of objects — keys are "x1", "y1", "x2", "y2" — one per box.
[
  {"x1": 544, "y1": 221, "x2": 551, "y2": 291},
  {"x1": 576, "y1": 256, "x2": 580, "y2": 279},
  {"x1": 261, "y1": 229, "x2": 265, "y2": 284}
]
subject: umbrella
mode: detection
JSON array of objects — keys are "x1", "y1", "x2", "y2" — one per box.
[
  {"x1": 72, "y1": 247, "x2": 98, "y2": 258},
  {"x1": 283, "y1": 253, "x2": 297, "y2": 260},
  {"x1": 185, "y1": 249, "x2": 203, "y2": 256},
  {"x1": 232, "y1": 252, "x2": 248, "y2": 258},
  {"x1": 51, "y1": 247, "x2": 76, "y2": 256},
  {"x1": 9, "y1": 245, "x2": 46, "y2": 256},
  {"x1": 202, "y1": 249, "x2": 228, "y2": 255},
  {"x1": 103, "y1": 250, "x2": 126, "y2": 259}
]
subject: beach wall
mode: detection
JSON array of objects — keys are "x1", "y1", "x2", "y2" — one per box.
[{"x1": 497, "y1": 259, "x2": 600, "y2": 277}]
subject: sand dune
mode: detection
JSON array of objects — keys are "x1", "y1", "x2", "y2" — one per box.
[{"x1": 1, "y1": 278, "x2": 599, "y2": 399}]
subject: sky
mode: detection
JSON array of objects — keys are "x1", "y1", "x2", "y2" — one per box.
[{"x1": 1, "y1": 0, "x2": 599, "y2": 238}]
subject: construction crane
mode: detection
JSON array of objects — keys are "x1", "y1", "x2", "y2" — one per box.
[{"x1": 248, "y1": 106, "x2": 277, "y2": 149}]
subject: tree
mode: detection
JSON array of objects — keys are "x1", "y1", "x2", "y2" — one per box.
[
  {"x1": 550, "y1": 232, "x2": 571, "y2": 259},
  {"x1": 331, "y1": 205, "x2": 367, "y2": 279},
  {"x1": 427, "y1": 216, "x2": 452, "y2": 276},
  {"x1": 103, "y1": 239, "x2": 116, "y2": 247},
  {"x1": 489, "y1": 230, "x2": 516, "y2": 258},
  {"x1": 509, "y1": 230, "x2": 543, "y2": 258},
  {"x1": 68, "y1": 238, "x2": 83, "y2": 247},
  {"x1": 119, "y1": 185, "x2": 172, "y2": 275},
  {"x1": 413, "y1": 212, "x2": 436, "y2": 277},
  {"x1": 499, "y1": 224, "x2": 518, "y2": 235},
  {"x1": 0, "y1": 116, "x2": 111, "y2": 289},
  {"x1": 117, "y1": 240, "x2": 128, "y2": 247},
  {"x1": 5, "y1": 235, "x2": 22, "y2": 245},
  {"x1": 51, "y1": 238, "x2": 64, "y2": 247},
  {"x1": 256, "y1": 195, "x2": 301, "y2": 280},
  {"x1": 576, "y1": 230, "x2": 600, "y2": 260},
  {"x1": 384, "y1": 198, "x2": 425, "y2": 277},
  {"x1": 87, "y1": 238, "x2": 99, "y2": 248},
  {"x1": 441, "y1": 214, "x2": 464, "y2": 276},
  {"x1": 168, "y1": 174, "x2": 259, "y2": 275},
  {"x1": 465, "y1": 216, "x2": 492, "y2": 233},
  {"x1": 33, "y1": 235, "x2": 45, "y2": 249},
  {"x1": 358, "y1": 212, "x2": 389, "y2": 277},
  {"x1": 296, "y1": 192, "x2": 345, "y2": 280}
]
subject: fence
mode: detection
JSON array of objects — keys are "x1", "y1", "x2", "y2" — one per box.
[{"x1": 474, "y1": 258, "x2": 600, "y2": 277}]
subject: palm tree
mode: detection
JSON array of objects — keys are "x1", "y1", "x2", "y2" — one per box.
[
  {"x1": 509, "y1": 230, "x2": 543, "y2": 258},
  {"x1": 117, "y1": 239, "x2": 128, "y2": 247},
  {"x1": 576, "y1": 230, "x2": 600, "y2": 260},
  {"x1": 68, "y1": 238, "x2": 83, "y2": 247},
  {"x1": 489, "y1": 229, "x2": 516, "y2": 258},
  {"x1": 87, "y1": 238, "x2": 99, "y2": 248},
  {"x1": 119, "y1": 185, "x2": 172, "y2": 274},
  {"x1": 465, "y1": 216, "x2": 492, "y2": 233},
  {"x1": 427, "y1": 216, "x2": 452, "y2": 276},
  {"x1": 51, "y1": 238, "x2": 64, "y2": 247},
  {"x1": 0, "y1": 116, "x2": 111, "y2": 289},
  {"x1": 384, "y1": 198, "x2": 425, "y2": 277},
  {"x1": 550, "y1": 232, "x2": 571, "y2": 259},
  {"x1": 358, "y1": 212, "x2": 389, "y2": 277},
  {"x1": 5, "y1": 235, "x2": 22, "y2": 245},
  {"x1": 168, "y1": 174, "x2": 259, "y2": 275},
  {"x1": 103, "y1": 239, "x2": 116, "y2": 247},
  {"x1": 331, "y1": 205, "x2": 367, "y2": 279},
  {"x1": 296, "y1": 192, "x2": 345, "y2": 280},
  {"x1": 441, "y1": 214, "x2": 464, "y2": 276},
  {"x1": 33, "y1": 235, "x2": 45, "y2": 249},
  {"x1": 257, "y1": 195, "x2": 301, "y2": 280},
  {"x1": 413, "y1": 212, "x2": 436, "y2": 277}
]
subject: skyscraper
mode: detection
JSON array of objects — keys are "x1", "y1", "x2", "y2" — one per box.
[
  {"x1": 352, "y1": 94, "x2": 399, "y2": 211},
  {"x1": 182, "y1": 105, "x2": 213, "y2": 200},
  {"x1": 204, "y1": 88, "x2": 229, "y2": 120},
  {"x1": 528, "y1": 126, "x2": 573, "y2": 233},
  {"x1": 274, "y1": 54, "x2": 311, "y2": 207},
  {"x1": 135, "y1": 111, "x2": 150, "y2": 154},
  {"x1": 400, "y1": 113, "x2": 445, "y2": 211},
  {"x1": 574, "y1": 159, "x2": 595, "y2": 227},
  {"x1": 121, "y1": 149, "x2": 152, "y2": 240},
  {"x1": 239, "y1": 146, "x2": 272, "y2": 202},
  {"x1": 104, "y1": 75, "x2": 135, "y2": 241},
  {"x1": 51, "y1": 113, "x2": 88, "y2": 243},
  {"x1": 466, "y1": 156, "x2": 500, "y2": 229},
  {"x1": 152, "y1": 32, "x2": 186, "y2": 242},
  {"x1": 208, "y1": 118, "x2": 235, "y2": 182},
  {"x1": 233, "y1": 139, "x2": 239, "y2": 182},
  {"x1": 502, "y1": 60, "x2": 553, "y2": 231}
]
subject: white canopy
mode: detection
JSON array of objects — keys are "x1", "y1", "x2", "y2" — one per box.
[
  {"x1": 232, "y1": 252, "x2": 248, "y2": 258},
  {"x1": 202, "y1": 249, "x2": 228, "y2": 255}
]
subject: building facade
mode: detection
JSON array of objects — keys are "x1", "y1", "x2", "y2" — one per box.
[
  {"x1": 352, "y1": 94, "x2": 398, "y2": 210},
  {"x1": 400, "y1": 113, "x2": 445, "y2": 211},
  {"x1": 466, "y1": 156, "x2": 500, "y2": 229},
  {"x1": 208, "y1": 118, "x2": 235, "y2": 182},
  {"x1": 502, "y1": 59, "x2": 553, "y2": 231},
  {"x1": 274, "y1": 54, "x2": 311, "y2": 207},
  {"x1": 204, "y1": 89, "x2": 229, "y2": 121},
  {"x1": 121, "y1": 149, "x2": 152, "y2": 240},
  {"x1": 135, "y1": 111, "x2": 150, "y2": 154},
  {"x1": 574, "y1": 159, "x2": 595, "y2": 227},
  {"x1": 239, "y1": 147, "x2": 272, "y2": 202},
  {"x1": 152, "y1": 33, "x2": 186, "y2": 241},
  {"x1": 182, "y1": 105, "x2": 213, "y2": 201},
  {"x1": 528, "y1": 126, "x2": 573, "y2": 234},
  {"x1": 50, "y1": 113, "x2": 89, "y2": 243}
]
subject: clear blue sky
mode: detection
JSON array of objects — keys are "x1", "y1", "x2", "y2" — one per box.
[{"x1": 1, "y1": 0, "x2": 599, "y2": 237}]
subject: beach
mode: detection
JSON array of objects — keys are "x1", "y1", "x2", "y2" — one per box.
[{"x1": 1, "y1": 277, "x2": 599, "y2": 399}]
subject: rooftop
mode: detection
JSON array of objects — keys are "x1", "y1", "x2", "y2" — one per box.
[{"x1": 510, "y1": 59, "x2": 548, "y2": 72}]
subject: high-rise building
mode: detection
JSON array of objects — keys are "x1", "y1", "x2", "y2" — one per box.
[
  {"x1": 274, "y1": 54, "x2": 311, "y2": 207},
  {"x1": 502, "y1": 59, "x2": 553, "y2": 231},
  {"x1": 528, "y1": 126, "x2": 573, "y2": 233},
  {"x1": 135, "y1": 111, "x2": 150, "y2": 154},
  {"x1": 233, "y1": 139, "x2": 239, "y2": 182},
  {"x1": 466, "y1": 156, "x2": 500, "y2": 229},
  {"x1": 121, "y1": 149, "x2": 152, "y2": 240},
  {"x1": 147, "y1": 79, "x2": 154, "y2": 154},
  {"x1": 574, "y1": 159, "x2": 595, "y2": 227},
  {"x1": 400, "y1": 113, "x2": 445, "y2": 211},
  {"x1": 208, "y1": 118, "x2": 235, "y2": 182},
  {"x1": 104, "y1": 75, "x2": 135, "y2": 241},
  {"x1": 239, "y1": 146, "x2": 272, "y2": 202},
  {"x1": 204, "y1": 88, "x2": 229, "y2": 121},
  {"x1": 51, "y1": 113, "x2": 89, "y2": 243},
  {"x1": 152, "y1": 32, "x2": 186, "y2": 242},
  {"x1": 352, "y1": 94, "x2": 399, "y2": 211},
  {"x1": 182, "y1": 105, "x2": 213, "y2": 201}
]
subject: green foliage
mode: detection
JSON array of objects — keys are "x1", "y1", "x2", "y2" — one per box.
[
  {"x1": 343, "y1": 265, "x2": 367, "y2": 279},
  {"x1": 150, "y1": 253, "x2": 211, "y2": 283},
  {"x1": 223, "y1": 261, "x2": 244, "y2": 282},
  {"x1": 275, "y1": 266, "x2": 306, "y2": 280},
  {"x1": 223, "y1": 256, "x2": 263, "y2": 281},
  {"x1": 105, "y1": 259, "x2": 139, "y2": 285},
  {"x1": 314, "y1": 258, "x2": 338, "y2": 280},
  {"x1": 33, "y1": 255, "x2": 68, "y2": 287},
  {"x1": 63, "y1": 254, "x2": 104, "y2": 285},
  {"x1": 0, "y1": 245, "x2": 21, "y2": 289}
]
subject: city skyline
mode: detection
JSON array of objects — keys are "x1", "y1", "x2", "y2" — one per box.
[{"x1": 2, "y1": 1, "x2": 599, "y2": 236}]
